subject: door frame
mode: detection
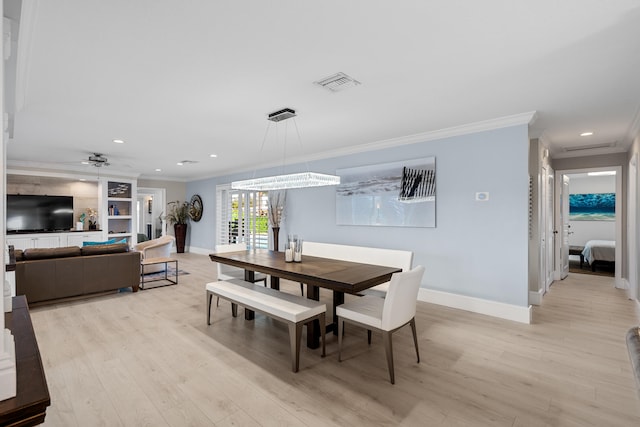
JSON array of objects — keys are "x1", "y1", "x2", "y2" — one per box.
[
  {"x1": 554, "y1": 166, "x2": 623, "y2": 288},
  {"x1": 628, "y1": 153, "x2": 638, "y2": 300}
]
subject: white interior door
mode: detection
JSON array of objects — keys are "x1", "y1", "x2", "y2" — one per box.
[
  {"x1": 560, "y1": 174, "x2": 570, "y2": 279},
  {"x1": 545, "y1": 169, "x2": 555, "y2": 291}
]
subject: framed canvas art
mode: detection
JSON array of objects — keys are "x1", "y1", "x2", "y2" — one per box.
[
  {"x1": 569, "y1": 193, "x2": 615, "y2": 221},
  {"x1": 336, "y1": 157, "x2": 436, "y2": 227}
]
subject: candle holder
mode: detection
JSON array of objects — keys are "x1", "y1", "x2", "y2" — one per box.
[
  {"x1": 294, "y1": 238, "x2": 303, "y2": 262},
  {"x1": 285, "y1": 234, "x2": 302, "y2": 263}
]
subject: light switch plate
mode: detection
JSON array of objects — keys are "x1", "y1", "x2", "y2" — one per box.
[{"x1": 476, "y1": 192, "x2": 489, "y2": 201}]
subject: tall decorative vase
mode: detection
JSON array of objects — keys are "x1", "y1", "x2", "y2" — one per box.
[
  {"x1": 174, "y1": 223, "x2": 187, "y2": 253},
  {"x1": 272, "y1": 226, "x2": 280, "y2": 252}
]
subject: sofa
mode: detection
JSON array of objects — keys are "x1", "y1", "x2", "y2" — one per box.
[
  {"x1": 134, "y1": 235, "x2": 175, "y2": 273},
  {"x1": 15, "y1": 243, "x2": 141, "y2": 304}
]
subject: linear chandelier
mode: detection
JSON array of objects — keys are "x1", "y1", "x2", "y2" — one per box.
[{"x1": 231, "y1": 108, "x2": 340, "y2": 191}]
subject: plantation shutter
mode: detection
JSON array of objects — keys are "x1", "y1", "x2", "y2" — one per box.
[{"x1": 216, "y1": 184, "x2": 269, "y2": 249}]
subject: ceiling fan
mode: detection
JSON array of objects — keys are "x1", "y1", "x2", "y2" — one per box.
[{"x1": 84, "y1": 153, "x2": 110, "y2": 167}]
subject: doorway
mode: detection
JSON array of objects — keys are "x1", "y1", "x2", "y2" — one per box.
[
  {"x1": 554, "y1": 166, "x2": 622, "y2": 288},
  {"x1": 137, "y1": 187, "x2": 166, "y2": 240}
]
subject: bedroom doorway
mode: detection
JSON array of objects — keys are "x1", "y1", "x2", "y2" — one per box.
[{"x1": 554, "y1": 166, "x2": 622, "y2": 288}]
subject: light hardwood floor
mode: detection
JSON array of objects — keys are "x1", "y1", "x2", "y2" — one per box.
[{"x1": 29, "y1": 253, "x2": 640, "y2": 426}]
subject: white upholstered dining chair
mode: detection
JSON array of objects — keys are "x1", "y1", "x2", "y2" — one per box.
[
  {"x1": 214, "y1": 243, "x2": 267, "y2": 305},
  {"x1": 337, "y1": 265, "x2": 425, "y2": 384}
]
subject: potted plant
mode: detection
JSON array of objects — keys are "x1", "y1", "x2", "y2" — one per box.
[
  {"x1": 86, "y1": 208, "x2": 99, "y2": 230},
  {"x1": 166, "y1": 201, "x2": 191, "y2": 253}
]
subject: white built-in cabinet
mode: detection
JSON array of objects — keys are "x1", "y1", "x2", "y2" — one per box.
[
  {"x1": 6, "y1": 231, "x2": 103, "y2": 250},
  {"x1": 100, "y1": 178, "x2": 137, "y2": 246}
]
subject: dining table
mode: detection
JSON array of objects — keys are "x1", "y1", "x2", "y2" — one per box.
[{"x1": 209, "y1": 249, "x2": 401, "y2": 349}]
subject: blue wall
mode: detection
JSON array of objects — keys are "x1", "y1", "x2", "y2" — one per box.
[{"x1": 187, "y1": 124, "x2": 529, "y2": 307}]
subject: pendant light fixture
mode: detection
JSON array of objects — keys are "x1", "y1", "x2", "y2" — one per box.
[{"x1": 231, "y1": 108, "x2": 340, "y2": 191}]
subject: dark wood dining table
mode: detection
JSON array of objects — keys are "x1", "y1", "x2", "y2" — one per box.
[{"x1": 209, "y1": 249, "x2": 401, "y2": 349}]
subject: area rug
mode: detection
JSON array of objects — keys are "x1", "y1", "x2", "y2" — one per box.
[
  {"x1": 142, "y1": 267, "x2": 189, "y2": 281},
  {"x1": 569, "y1": 259, "x2": 614, "y2": 277}
]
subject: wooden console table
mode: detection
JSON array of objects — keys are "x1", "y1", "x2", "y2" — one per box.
[{"x1": 0, "y1": 296, "x2": 50, "y2": 427}]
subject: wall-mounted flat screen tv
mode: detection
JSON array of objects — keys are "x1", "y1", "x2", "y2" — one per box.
[{"x1": 6, "y1": 194, "x2": 74, "y2": 232}]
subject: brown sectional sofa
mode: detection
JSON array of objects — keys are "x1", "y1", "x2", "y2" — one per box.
[{"x1": 15, "y1": 243, "x2": 141, "y2": 304}]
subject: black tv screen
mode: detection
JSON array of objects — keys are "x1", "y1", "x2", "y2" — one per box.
[{"x1": 6, "y1": 195, "x2": 74, "y2": 232}]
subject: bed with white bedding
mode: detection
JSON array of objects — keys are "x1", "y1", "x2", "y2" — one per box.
[{"x1": 581, "y1": 240, "x2": 615, "y2": 271}]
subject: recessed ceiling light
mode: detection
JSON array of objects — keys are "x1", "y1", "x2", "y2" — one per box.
[
  {"x1": 81, "y1": 161, "x2": 89, "y2": 165},
  {"x1": 210, "y1": 154, "x2": 217, "y2": 158},
  {"x1": 79, "y1": 178, "x2": 86, "y2": 181},
  {"x1": 580, "y1": 132, "x2": 593, "y2": 136},
  {"x1": 155, "y1": 168, "x2": 162, "y2": 172},
  {"x1": 177, "y1": 162, "x2": 183, "y2": 166},
  {"x1": 113, "y1": 139, "x2": 125, "y2": 144}
]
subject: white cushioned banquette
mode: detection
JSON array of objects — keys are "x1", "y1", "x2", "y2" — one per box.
[{"x1": 302, "y1": 241, "x2": 413, "y2": 294}]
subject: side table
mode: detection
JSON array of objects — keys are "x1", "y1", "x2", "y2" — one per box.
[{"x1": 140, "y1": 257, "x2": 178, "y2": 289}]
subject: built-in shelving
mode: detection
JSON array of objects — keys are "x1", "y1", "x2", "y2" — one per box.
[{"x1": 102, "y1": 179, "x2": 137, "y2": 245}]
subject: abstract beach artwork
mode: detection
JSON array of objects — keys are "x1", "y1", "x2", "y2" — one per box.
[
  {"x1": 569, "y1": 193, "x2": 615, "y2": 221},
  {"x1": 336, "y1": 157, "x2": 436, "y2": 227}
]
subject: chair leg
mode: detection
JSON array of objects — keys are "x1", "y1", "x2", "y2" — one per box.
[
  {"x1": 410, "y1": 318, "x2": 420, "y2": 363},
  {"x1": 299, "y1": 282, "x2": 304, "y2": 296},
  {"x1": 338, "y1": 318, "x2": 344, "y2": 362},
  {"x1": 231, "y1": 302, "x2": 238, "y2": 317},
  {"x1": 216, "y1": 296, "x2": 220, "y2": 307},
  {"x1": 367, "y1": 330, "x2": 372, "y2": 345},
  {"x1": 207, "y1": 292, "x2": 212, "y2": 325},
  {"x1": 382, "y1": 331, "x2": 395, "y2": 384},
  {"x1": 288, "y1": 322, "x2": 303, "y2": 372}
]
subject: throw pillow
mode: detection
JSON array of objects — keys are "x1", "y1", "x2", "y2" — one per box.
[{"x1": 83, "y1": 239, "x2": 117, "y2": 246}]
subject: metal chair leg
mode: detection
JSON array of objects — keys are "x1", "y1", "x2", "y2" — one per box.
[
  {"x1": 383, "y1": 331, "x2": 395, "y2": 384},
  {"x1": 207, "y1": 293, "x2": 212, "y2": 325},
  {"x1": 367, "y1": 330, "x2": 372, "y2": 345},
  {"x1": 410, "y1": 318, "x2": 420, "y2": 363}
]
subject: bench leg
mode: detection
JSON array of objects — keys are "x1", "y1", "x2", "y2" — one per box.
[
  {"x1": 231, "y1": 302, "x2": 238, "y2": 317},
  {"x1": 207, "y1": 292, "x2": 213, "y2": 325},
  {"x1": 288, "y1": 322, "x2": 303, "y2": 373},
  {"x1": 319, "y1": 312, "x2": 326, "y2": 358}
]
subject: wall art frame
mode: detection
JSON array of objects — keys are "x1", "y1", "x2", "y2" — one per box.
[{"x1": 336, "y1": 157, "x2": 436, "y2": 227}]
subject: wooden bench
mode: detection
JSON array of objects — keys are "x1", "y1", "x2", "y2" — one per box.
[
  {"x1": 206, "y1": 280, "x2": 326, "y2": 372},
  {"x1": 569, "y1": 245, "x2": 585, "y2": 268}
]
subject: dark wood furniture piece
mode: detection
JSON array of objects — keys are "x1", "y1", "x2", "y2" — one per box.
[
  {"x1": 209, "y1": 249, "x2": 401, "y2": 349},
  {"x1": 0, "y1": 296, "x2": 50, "y2": 427},
  {"x1": 569, "y1": 245, "x2": 585, "y2": 268}
]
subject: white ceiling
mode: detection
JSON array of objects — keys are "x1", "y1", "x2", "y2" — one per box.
[{"x1": 5, "y1": 0, "x2": 640, "y2": 181}]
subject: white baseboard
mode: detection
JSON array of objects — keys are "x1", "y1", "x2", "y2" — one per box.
[
  {"x1": 186, "y1": 246, "x2": 213, "y2": 255},
  {"x1": 529, "y1": 289, "x2": 544, "y2": 306},
  {"x1": 418, "y1": 288, "x2": 532, "y2": 324}
]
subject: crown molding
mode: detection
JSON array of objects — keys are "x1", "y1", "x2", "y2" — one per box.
[
  {"x1": 7, "y1": 161, "x2": 141, "y2": 179},
  {"x1": 315, "y1": 111, "x2": 538, "y2": 160},
  {"x1": 205, "y1": 111, "x2": 538, "y2": 180},
  {"x1": 627, "y1": 105, "x2": 640, "y2": 144}
]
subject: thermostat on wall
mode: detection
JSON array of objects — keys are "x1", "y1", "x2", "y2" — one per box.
[{"x1": 475, "y1": 192, "x2": 489, "y2": 201}]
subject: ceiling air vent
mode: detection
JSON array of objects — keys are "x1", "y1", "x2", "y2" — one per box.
[
  {"x1": 563, "y1": 141, "x2": 616, "y2": 152},
  {"x1": 314, "y1": 72, "x2": 361, "y2": 92}
]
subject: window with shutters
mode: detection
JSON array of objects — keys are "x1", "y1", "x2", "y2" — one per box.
[{"x1": 216, "y1": 184, "x2": 269, "y2": 249}]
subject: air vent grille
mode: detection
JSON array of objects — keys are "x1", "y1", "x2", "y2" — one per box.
[
  {"x1": 314, "y1": 72, "x2": 361, "y2": 92},
  {"x1": 563, "y1": 142, "x2": 616, "y2": 152}
]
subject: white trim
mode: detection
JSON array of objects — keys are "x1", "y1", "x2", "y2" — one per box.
[
  {"x1": 418, "y1": 288, "x2": 532, "y2": 324},
  {"x1": 7, "y1": 162, "x2": 141, "y2": 179},
  {"x1": 627, "y1": 105, "x2": 640, "y2": 145},
  {"x1": 529, "y1": 289, "x2": 544, "y2": 306},
  {"x1": 188, "y1": 246, "x2": 212, "y2": 255}
]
